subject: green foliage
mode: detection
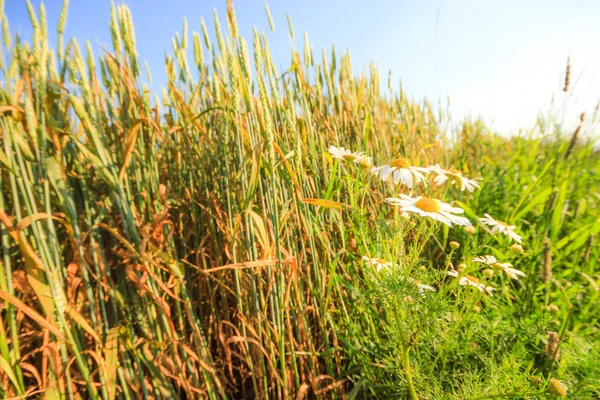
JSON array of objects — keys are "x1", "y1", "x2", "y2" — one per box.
[{"x1": 0, "y1": 1, "x2": 597, "y2": 399}]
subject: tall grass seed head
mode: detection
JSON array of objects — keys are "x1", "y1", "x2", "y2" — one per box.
[
  {"x1": 542, "y1": 237, "x2": 553, "y2": 282},
  {"x1": 562, "y1": 56, "x2": 571, "y2": 92},
  {"x1": 546, "y1": 331, "x2": 560, "y2": 361}
]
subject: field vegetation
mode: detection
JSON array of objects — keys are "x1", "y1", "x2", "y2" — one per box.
[{"x1": 0, "y1": 1, "x2": 598, "y2": 398}]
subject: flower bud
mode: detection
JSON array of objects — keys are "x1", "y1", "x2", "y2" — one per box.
[
  {"x1": 449, "y1": 241, "x2": 460, "y2": 250},
  {"x1": 510, "y1": 244, "x2": 524, "y2": 255},
  {"x1": 457, "y1": 263, "x2": 466, "y2": 272},
  {"x1": 531, "y1": 376, "x2": 542, "y2": 387},
  {"x1": 356, "y1": 155, "x2": 373, "y2": 170},
  {"x1": 483, "y1": 269, "x2": 494, "y2": 278},
  {"x1": 546, "y1": 304, "x2": 559, "y2": 313},
  {"x1": 464, "y1": 226, "x2": 476, "y2": 235},
  {"x1": 548, "y1": 378, "x2": 567, "y2": 397}
]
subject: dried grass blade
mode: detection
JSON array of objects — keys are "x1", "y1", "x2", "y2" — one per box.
[{"x1": 0, "y1": 289, "x2": 65, "y2": 341}]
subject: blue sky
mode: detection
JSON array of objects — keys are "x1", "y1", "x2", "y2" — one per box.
[{"x1": 4, "y1": 0, "x2": 600, "y2": 134}]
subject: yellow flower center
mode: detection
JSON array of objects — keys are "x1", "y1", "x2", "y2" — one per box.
[
  {"x1": 342, "y1": 154, "x2": 357, "y2": 161},
  {"x1": 390, "y1": 157, "x2": 411, "y2": 169},
  {"x1": 448, "y1": 168, "x2": 462, "y2": 175},
  {"x1": 498, "y1": 220, "x2": 509, "y2": 227},
  {"x1": 375, "y1": 258, "x2": 388, "y2": 264},
  {"x1": 415, "y1": 198, "x2": 440, "y2": 213}
]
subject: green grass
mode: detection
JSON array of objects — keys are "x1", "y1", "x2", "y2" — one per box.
[{"x1": 0, "y1": 1, "x2": 598, "y2": 399}]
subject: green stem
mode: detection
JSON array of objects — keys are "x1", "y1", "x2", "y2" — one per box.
[
  {"x1": 393, "y1": 304, "x2": 419, "y2": 400},
  {"x1": 402, "y1": 342, "x2": 419, "y2": 400}
]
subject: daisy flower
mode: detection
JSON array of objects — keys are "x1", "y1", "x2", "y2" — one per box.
[
  {"x1": 479, "y1": 214, "x2": 523, "y2": 243},
  {"x1": 473, "y1": 255, "x2": 526, "y2": 280},
  {"x1": 327, "y1": 145, "x2": 364, "y2": 162},
  {"x1": 362, "y1": 256, "x2": 393, "y2": 272},
  {"x1": 385, "y1": 195, "x2": 471, "y2": 227},
  {"x1": 411, "y1": 279, "x2": 436, "y2": 296},
  {"x1": 472, "y1": 255, "x2": 500, "y2": 265},
  {"x1": 448, "y1": 270, "x2": 495, "y2": 295},
  {"x1": 362, "y1": 256, "x2": 436, "y2": 296},
  {"x1": 371, "y1": 157, "x2": 430, "y2": 188},
  {"x1": 428, "y1": 164, "x2": 482, "y2": 192}
]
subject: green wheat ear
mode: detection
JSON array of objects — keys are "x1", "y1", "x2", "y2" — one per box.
[
  {"x1": 286, "y1": 12, "x2": 294, "y2": 39},
  {"x1": 2, "y1": 16, "x2": 10, "y2": 49},
  {"x1": 264, "y1": 3, "x2": 275, "y2": 32},
  {"x1": 213, "y1": 9, "x2": 225, "y2": 55},
  {"x1": 192, "y1": 31, "x2": 204, "y2": 71},
  {"x1": 109, "y1": 1, "x2": 122, "y2": 56},
  {"x1": 56, "y1": 0, "x2": 69, "y2": 60}
]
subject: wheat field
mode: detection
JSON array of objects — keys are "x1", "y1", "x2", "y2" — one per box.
[{"x1": 0, "y1": 1, "x2": 598, "y2": 399}]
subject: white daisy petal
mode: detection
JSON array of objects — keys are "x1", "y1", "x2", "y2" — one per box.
[
  {"x1": 439, "y1": 203, "x2": 466, "y2": 214},
  {"x1": 371, "y1": 157, "x2": 430, "y2": 188},
  {"x1": 474, "y1": 254, "x2": 526, "y2": 280},
  {"x1": 434, "y1": 174, "x2": 449, "y2": 185},
  {"x1": 402, "y1": 169, "x2": 414, "y2": 187},
  {"x1": 381, "y1": 166, "x2": 394, "y2": 182},
  {"x1": 328, "y1": 145, "x2": 364, "y2": 162},
  {"x1": 479, "y1": 214, "x2": 523, "y2": 243},
  {"x1": 402, "y1": 205, "x2": 424, "y2": 214},
  {"x1": 387, "y1": 195, "x2": 469, "y2": 227},
  {"x1": 362, "y1": 256, "x2": 393, "y2": 272},
  {"x1": 439, "y1": 211, "x2": 471, "y2": 226},
  {"x1": 428, "y1": 212, "x2": 453, "y2": 227},
  {"x1": 427, "y1": 165, "x2": 481, "y2": 192}
]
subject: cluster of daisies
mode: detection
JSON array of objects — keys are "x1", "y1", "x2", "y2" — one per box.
[
  {"x1": 328, "y1": 145, "x2": 481, "y2": 192},
  {"x1": 328, "y1": 145, "x2": 526, "y2": 297}
]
